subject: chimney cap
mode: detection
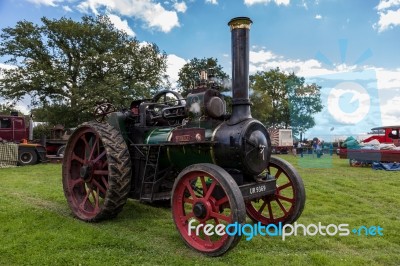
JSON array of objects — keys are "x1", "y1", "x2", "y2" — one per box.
[{"x1": 228, "y1": 17, "x2": 252, "y2": 31}]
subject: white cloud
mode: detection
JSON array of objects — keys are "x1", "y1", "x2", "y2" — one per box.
[
  {"x1": 107, "y1": 14, "x2": 135, "y2": 36},
  {"x1": 249, "y1": 50, "x2": 277, "y2": 64},
  {"x1": 376, "y1": 0, "x2": 400, "y2": 10},
  {"x1": 77, "y1": 0, "x2": 180, "y2": 33},
  {"x1": 374, "y1": 8, "x2": 400, "y2": 32},
  {"x1": 315, "y1": 14, "x2": 322, "y2": 19},
  {"x1": 166, "y1": 54, "x2": 187, "y2": 88},
  {"x1": 301, "y1": 0, "x2": 308, "y2": 9},
  {"x1": 374, "y1": 0, "x2": 400, "y2": 32},
  {"x1": 173, "y1": 1, "x2": 187, "y2": 13},
  {"x1": 380, "y1": 95, "x2": 400, "y2": 125},
  {"x1": 0, "y1": 63, "x2": 17, "y2": 71},
  {"x1": 206, "y1": 0, "x2": 218, "y2": 4},
  {"x1": 62, "y1": 5, "x2": 73, "y2": 12},
  {"x1": 26, "y1": 0, "x2": 62, "y2": 6},
  {"x1": 244, "y1": 0, "x2": 290, "y2": 6},
  {"x1": 376, "y1": 68, "x2": 400, "y2": 89},
  {"x1": 249, "y1": 49, "x2": 334, "y2": 76},
  {"x1": 14, "y1": 103, "x2": 30, "y2": 115}
]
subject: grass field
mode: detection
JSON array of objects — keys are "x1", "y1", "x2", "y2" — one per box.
[{"x1": 1, "y1": 155, "x2": 399, "y2": 265}]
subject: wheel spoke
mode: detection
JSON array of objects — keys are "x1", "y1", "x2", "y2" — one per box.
[
  {"x1": 200, "y1": 176, "x2": 208, "y2": 195},
  {"x1": 276, "y1": 194, "x2": 294, "y2": 203},
  {"x1": 92, "y1": 179, "x2": 107, "y2": 196},
  {"x1": 79, "y1": 187, "x2": 92, "y2": 210},
  {"x1": 267, "y1": 201, "x2": 274, "y2": 220},
  {"x1": 100, "y1": 159, "x2": 108, "y2": 169},
  {"x1": 276, "y1": 198, "x2": 288, "y2": 214},
  {"x1": 93, "y1": 170, "x2": 108, "y2": 176},
  {"x1": 101, "y1": 175, "x2": 109, "y2": 189},
  {"x1": 216, "y1": 195, "x2": 228, "y2": 206},
  {"x1": 184, "y1": 212, "x2": 195, "y2": 222},
  {"x1": 258, "y1": 200, "x2": 268, "y2": 214},
  {"x1": 71, "y1": 152, "x2": 85, "y2": 164},
  {"x1": 210, "y1": 211, "x2": 232, "y2": 223},
  {"x1": 80, "y1": 135, "x2": 90, "y2": 158},
  {"x1": 92, "y1": 150, "x2": 106, "y2": 164},
  {"x1": 203, "y1": 234, "x2": 213, "y2": 247},
  {"x1": 183, "y1": 197, "x2": 194, "y2": 204},
  {"x1": 90, "y1": 187, "x2": 100, "y2": 212},
  {"x1": 69, "y1": 177, "x2": 83, "y2": 188},
  {"x1": 184, "y1": 180, "x2": 197, "y2": 199},
  {"x1": 274, "y1": 169, "x2": 283, "y2": 180},
  {"x1": 88, "y1": 136, "x2": 99, "y2": 161},
  {"x1": 204, "y1": 181, "x2": 216, "y2": 200},
  {"x1": 278, "y1": 181, "x2": 292, "y2": 191}
]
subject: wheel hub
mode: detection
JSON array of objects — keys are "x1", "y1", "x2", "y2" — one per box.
[
  {"x1": 193, "y1": 202, "x2": 207, "y2": 219},
  {"x1": 80, "y1": 164, "x2": 93, "y2": 182}
]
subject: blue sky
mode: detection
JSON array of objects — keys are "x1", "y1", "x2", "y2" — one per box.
[{"x1": 1, "y1": 0, "x2": 400, "y2": 139}]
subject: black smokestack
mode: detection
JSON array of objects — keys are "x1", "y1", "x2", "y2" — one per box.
[{"x1": 228, "y1": 17, "x2": 252, "y2": 125}]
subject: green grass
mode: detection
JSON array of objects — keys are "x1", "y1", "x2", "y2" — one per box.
[{"x1": 1, "y1": 155, "x2": 399, "y2": 265}]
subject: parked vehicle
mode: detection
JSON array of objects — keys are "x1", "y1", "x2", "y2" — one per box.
[
  {"x1": 268, "y1": 128, "x2": 293, "y2": 154},
  {"x1": 0, "y1": 114, "x2": 69, "y2": 165},
  {"x1": 61, "y1": 17, "x2": 306, "y2": 256},
  {"x1": 339, "y1": 126, "x2": 400, "y2": 166}
]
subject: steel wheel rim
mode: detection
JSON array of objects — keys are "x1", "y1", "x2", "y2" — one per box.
[
  {"x1": 64, "y1": 127, "x2": 109, "y2": 220},
  {"x1": 245, "y1": 162, "x2": 296, "y2": 224},
  {"x1": 172, "y1": 170, "x2": 233, "y2": 253}
]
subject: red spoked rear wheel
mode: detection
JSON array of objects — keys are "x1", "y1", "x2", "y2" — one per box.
[
  {"x1": 62, "y1": 122, "x2": 131, "y2": 222},
  {"x1": 172, "y1": 163, "x2": 245, "y2": 256},
  {"x1": 245, "y1": 156, "x2": 305, "y2": 225}
]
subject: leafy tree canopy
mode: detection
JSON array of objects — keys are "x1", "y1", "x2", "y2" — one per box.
[
  {"x1": 0, "y1": 103, "x2": 19, "y2": 116},
  {"x1": 0, "y1": 15, "x2": 168, "y2": 127},
  {"x1": 250, "y1": 68, "x2": 323, "y2": 138},
  {"x1": 177, "y1": 57, "x2": 229, "y2": 97}
]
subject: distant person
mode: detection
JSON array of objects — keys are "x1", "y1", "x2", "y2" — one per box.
[
  {"x1": 297, "y1": 142, "x2": 303, "y2": 157},
  {"x1": 312, "y1": 140, "x2": 318, "y2": 157},
  {"x1": 316, "y1": 140, "x2": 323, "y2": 158}
]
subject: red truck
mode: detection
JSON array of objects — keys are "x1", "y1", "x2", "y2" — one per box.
[
  {"x1": 0, "y1": 114, "x2": 68, "y2": 165},
  {"x1": 339, "y1": 126, "x2": 400, "y2": 166}
]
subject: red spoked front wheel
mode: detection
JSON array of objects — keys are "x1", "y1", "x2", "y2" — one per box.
[
  {"x1": 172, "y1": 163, "x2": 245, "y2": 256},
  {"x1": 62, "y1": 122, "x2": 131, "y2": 222},
  {"x1": 245, "y1": 156, "x2": 305, "y2": 225}
]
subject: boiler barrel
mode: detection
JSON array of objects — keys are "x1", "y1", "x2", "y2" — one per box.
[{"x1": 145, "y1": 128, "x2": 215, "y2": 170}]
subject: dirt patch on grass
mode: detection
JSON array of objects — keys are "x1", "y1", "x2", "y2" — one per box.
[{"x1": 9, "y1": 191, "x2": 71, "y2": 217}]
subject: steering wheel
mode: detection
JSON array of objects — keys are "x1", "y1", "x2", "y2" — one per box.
[
  {"x1": 149, "y1": 90, "x2": 185, "y2": 125},
  {"x1": 93, "y1": 103, "x2": 116, "y2": 123},
  {"x1": 152, "y1": 90, "x2": 185, "y2": 107}
]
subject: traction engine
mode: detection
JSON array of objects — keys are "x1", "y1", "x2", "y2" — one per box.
[{"x1": 62, "y1": 17, "x2": 306, "y2": 256}]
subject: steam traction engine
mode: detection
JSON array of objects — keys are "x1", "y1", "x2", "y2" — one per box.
[{"x1": 62, "y1": 17, "x2": 305, "y2": 256}]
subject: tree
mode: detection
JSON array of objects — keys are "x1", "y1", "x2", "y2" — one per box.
[
  {"x1": 286, "y1": 73, "x2": 323, "y2": 140},
  {"x1": 0, "y1": 103, "x2": 18, "y2": 115},
  {"x1": 177, "y1": 57, "x2": 229, "y2": 97},
  {"x1": 250, "y1": 68, "x2": 323, "y2": 138},
  {"x1": 250, "y1": 68, "x2": 287, "y2": 127},
  {"x1": 0, "y1": 16, "x2": 168, "y2": 127}
]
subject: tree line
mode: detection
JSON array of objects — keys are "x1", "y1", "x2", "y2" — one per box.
[{"x1": 0, "y1": 16, "x2": 322, "y2": 138}]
